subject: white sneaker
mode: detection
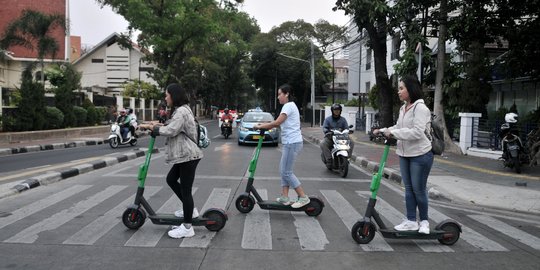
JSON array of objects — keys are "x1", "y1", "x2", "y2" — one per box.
[
  {"x1": 291, "y1": 196, "x2": 310, "y2": 208},
  {"x1": 168, "y1": 224, "x2": 195, "y2": 239},
  {"x1": 418, "y1": 220, "x2": 430, "y2": 234},
  {"x1": 174, "y1": 208, "x2": 199, "y2": 219},
  {"x1": 394, "y1": 219, "x2": 419, "y2": 231}
]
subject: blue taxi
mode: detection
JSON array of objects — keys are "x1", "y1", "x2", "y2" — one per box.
[{"x1": 237, "y1": 110, "x2": 279, "y2": 146}]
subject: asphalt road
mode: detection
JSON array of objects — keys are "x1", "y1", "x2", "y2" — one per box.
[{"x1": 0, "y1": 123, "x2": 539, "y2": 269}]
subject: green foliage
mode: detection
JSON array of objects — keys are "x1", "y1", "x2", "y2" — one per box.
[
  {"x1": 46, "y1": 63, "x2": 81, "y2": 127},
  {"x1": 45, "y1": 106, "x2": 64, "y2": 129},
  {"x1": 523, "y1": 108, "x2": 540, "y2": 125},
  {"x1": 121, "y1": 80, "x2": 161, "y2": 100},
  {"x1": 82, "y1": 99, "x2": 98, "y2": 126},
  {"x1": 95, "y1": 106, "x2": 108, "y2": 124},
  {"x1": 0, "y1": 114, "x2": 16, "y2": 131},
  {"x1": 72, "y1": 106, "x2": 87, "y2": 127},
  {"x1": 14, "y1": 65, "x2": 47, "y2": 131}
]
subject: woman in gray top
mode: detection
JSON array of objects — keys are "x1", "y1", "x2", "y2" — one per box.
[
  {"x1": 374, "y1": 75, "x2": 433, "y2": 235},
  {"x1": 139, "y1": 83, "x2": 202, "y2": 239}
]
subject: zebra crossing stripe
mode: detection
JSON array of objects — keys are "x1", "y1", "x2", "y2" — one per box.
[
  {"x1": 241, "y1": 189, "x2": 272, "y2": 250},
  {"x1": 356, "y1": 191, "x2": 454, "y2": 252},
  {"x1": 469, "y1": 214, "x2": 540, "y2": 250},
  {"x1": 4, "y1": 185, "x2": 126, "y2": 244},
  {"x1": 321, "y1": 190, "x2": 393, "y2": 251},
  {"x1": 180, "y1": 188, "x2": 231, "y2": 248},
  {"x1": 63, "y1": 186, "x2": 162, "y2": 245},
  {"x1": 124, "y1": 188, "x2": 198, "y2": 247},
  {"x1": 292, "y1": 212, "x2": 329, "y2": 250},
  {"x1": 429, "y1": 209, "x2": 508, "y2": 251},
  {"x1": 0, "y1": 185, "x2": 92, "y2": 230}
]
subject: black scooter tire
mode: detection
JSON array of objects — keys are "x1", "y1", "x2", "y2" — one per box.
[
  {"x1": 130, "y1": 139, "x2": 138, "y2": 146},
  {"x1": 203, "y1": 209, "x2": 227, "y2": 231},
  {"x1": 339, "y1": 156, "x2": 349, "y2": 178},
  {"x1": 513, "y1": 156, "x2": 521, "y2": 174},
  {"x1": 304, "y1": 197, "x2": 324, "y2": 216},
  {"x1": 122, "y1": 208, "x2": 146, "y2": 230},
  {"x1": 109, "y1": 137, "x2": 119, "y2": 148},
  {"x1": 235, "y1": 194, "x2": 255, "y2": 213},
  {"x1": 351, "y1": 221, "x2": 376, "y2": 244},
  {"x1": 437, "y1": 222, "x2": 461, "y2": 245}
]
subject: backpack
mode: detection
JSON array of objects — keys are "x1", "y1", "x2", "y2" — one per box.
[
  {"x1": 426, "y1": 114, "x2": 445, "y2": 155},
  {"x1": 412, "y1": 103, "x2": 445, "y2": 155},
  {"x1": 185, "y1": 107, "x2": 210, "y2": 149}
]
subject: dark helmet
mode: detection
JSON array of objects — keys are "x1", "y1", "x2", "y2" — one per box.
[
  {"x1": 224, "y1": 108, "x2": 229, "y2": 114},
  {"x1": 331, "y1": 104, "x2": 342, "y2": 118},
  {"x1": 127, "y1": 108, "x2": 134, "y2": 114}
]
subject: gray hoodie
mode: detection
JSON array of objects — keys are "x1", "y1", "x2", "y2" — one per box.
[
  {"x1": 154, "y1": 105, "x2": 203, "y2": 164},
  {"x1": 381, "y1": 99, "x2": 432, "y2": 157}
]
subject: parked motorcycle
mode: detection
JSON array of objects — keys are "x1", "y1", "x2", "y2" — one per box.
[
  {"x1": 109, "y1": 122, "x2": 137, "y2": 148},
  {"x1": 321, "y1": 125, "x2": 354, "y2": 178},
  {"x1": 499, "y1": 113, "x2": 528, "y2": 173},
  {"x1": 221, "y1": 119, "x2": 232, "y2": 139}
]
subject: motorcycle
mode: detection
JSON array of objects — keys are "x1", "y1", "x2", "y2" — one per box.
[
  {"x1": 321, "y1": 125, "x2": 354, "y2": 178},
  {"x1": 221, "y1": 119, "x2": 232, "y2": 139},
  {"x1": 108, "y1": 122, "x2": 137, "y2": 148},
  {"x1": 499, "y1": 113, "x2": 528, "y2": 173}
]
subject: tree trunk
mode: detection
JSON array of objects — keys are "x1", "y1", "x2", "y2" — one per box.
[{"x1": 434, "y1": 0, "x2": 462, "y2": 154}]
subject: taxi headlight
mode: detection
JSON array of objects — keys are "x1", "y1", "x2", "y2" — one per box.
[{"x1": 239, "y1": 126, "x2": 249, "y2": 132}]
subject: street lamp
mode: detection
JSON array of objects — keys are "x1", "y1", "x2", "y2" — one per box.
[{"x1": 276, "y1": 43, "x2": 316, "y2": 127}]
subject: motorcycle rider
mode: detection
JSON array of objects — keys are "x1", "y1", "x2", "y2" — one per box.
[
  {"x1": 116, "y1": 108, "x2": 131, "y2": 141},
  {"x1": 220, "y1": 108, "x2": 234, "y2": 135},
  {"x1": 127, "y1": 108, "x2": 138, "y2": 138},
  {"x1": 320, "y1": 104, "x2": 355, "y2": 168}
]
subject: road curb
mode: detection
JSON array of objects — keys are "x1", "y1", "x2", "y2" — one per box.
[{"x1": 0, "y1": 148, "x2": 157, "y2": 200}]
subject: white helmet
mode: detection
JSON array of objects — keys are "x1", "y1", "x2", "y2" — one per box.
[{"x1": 505, "y1": 112, "x2": 518, "y2": 123}]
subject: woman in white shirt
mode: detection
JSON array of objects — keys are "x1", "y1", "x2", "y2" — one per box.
[
  {"x1": 256, "y1": 84, "x2": 310, "y2": 208},
  {"x1": 374, "y1": 75, "x2": 433, "y2": 234}
]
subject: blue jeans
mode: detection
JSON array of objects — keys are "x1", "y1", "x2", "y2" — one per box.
[
  {"x1": 399, "y1": 151, "x2": 434, "y2": 221},
  {"x1": 279, "y1": 142, "x2": 303, "y2": 189}
]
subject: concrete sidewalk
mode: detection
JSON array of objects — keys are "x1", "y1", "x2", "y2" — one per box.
[{"x1": 301, "y1": 125, "x2": 540, "y2": 215}]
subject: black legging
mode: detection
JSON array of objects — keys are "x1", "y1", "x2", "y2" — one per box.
[{"x1": 166, "y1": 159, "x2": 201, "y2": 224}]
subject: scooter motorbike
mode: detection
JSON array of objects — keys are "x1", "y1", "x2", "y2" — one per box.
[
  {"x1": 221, "y1": 119, "x2": 233, "y2": 139},
  {"x1": 321, "y1": 125, "x2": 354, "y2": 178},
  {"x1": 122, "y1": 129, "x2": 227, "y2": 231},
  {"x1": 235, "y1": 129, "x2": 325, "y2": 216},
  {"x1": 499, "y1": 113, "x2": 528, "y2": 174},
  {"x1": 108, "y1": 122, "x2": 137, "y2": 148},
  {"x1": 351, "y1": 134, "x2": 461, "y2": 245}
]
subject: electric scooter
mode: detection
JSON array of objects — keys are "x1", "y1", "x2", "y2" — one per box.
[
  {"x1": 351, "y1": 134, "x2": 461, "y2": 245},
  {"x1": 235, "y1": 129, "x2": 325, "y2": 216},
  {"x1": 122, "y1": 130, "x2": 227, "y2": 231}
]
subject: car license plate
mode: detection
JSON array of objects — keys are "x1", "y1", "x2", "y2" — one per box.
[{"x1": 252, "y1": 135, "x2": 261, "y2": 140}]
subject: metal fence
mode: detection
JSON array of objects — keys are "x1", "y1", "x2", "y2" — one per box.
[{"x1": 475, "y1": 118, "x2": 538, "y2": 151}]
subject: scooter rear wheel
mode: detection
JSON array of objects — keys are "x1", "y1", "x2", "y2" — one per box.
[
  {"x1": 351, "y1": 221, "x2": 376, "y2": 244},
  {"x1": 130, "y1": 139, "x2": 138, "y2": 146},
  {"x1": 235, "y1": 194, "x2": 255, "y2": 213},
  {"x1": 122, "y1": 208, "x2": 146, "y2": 229},
  {"x1": 304, "y1": 197, "x2": 324, "y2": 216},
  {"x1": 437, "y1": 222, "x2": 460, "y2": 245},
  {"x1": 513, "y1": 156, "x2": 521, "y2": 174},
  {"x1": 203, "y1": 209, "x2": 227, "y2": 231}
]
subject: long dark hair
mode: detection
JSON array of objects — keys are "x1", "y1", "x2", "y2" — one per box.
[
  {"x1": 166, "y1": 83, "x2": 189, "y2": 110},
  {"x1": 400, "y1": 75, "x2": 423, "y2": 103}
]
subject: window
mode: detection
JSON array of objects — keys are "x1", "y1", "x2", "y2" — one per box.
[
  {"x1": 391, "y1": 34, "x2": 400, "y2": 60},
  {"x1": 91, "y1": 58, "x2": 104, "y2": 63},
  {"x1": 365, "y1": 82, "x2": 371, "y2": 92},
  {"x1": 366, "y1": 49, "x2": 372, "y2": 70}
]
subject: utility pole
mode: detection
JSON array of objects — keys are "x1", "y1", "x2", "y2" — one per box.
[
  {"x1": 332, "y1": 53, "x2": 335, "y2": 104},
  {"x1": 310, "y1": 43, "x2": 315, "y2": 127}
]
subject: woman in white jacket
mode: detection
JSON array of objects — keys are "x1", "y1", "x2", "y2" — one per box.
[{"x1": 374, "y1": 75, "x2": 433, "y2": 234}]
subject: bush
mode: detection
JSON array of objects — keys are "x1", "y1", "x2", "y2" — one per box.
[
  {"x1": 95, "y1": 106, "x2": 108, "y2": 124},
  {"x1": 73, "y1": 106, "x2": 87, "y2": 127},
  {"x1": 45, "y1": 106, "x2": 64, "y2": 129}
]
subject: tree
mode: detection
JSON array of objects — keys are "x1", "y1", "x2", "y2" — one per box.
[
  {"x1": 0, "y1": 9, "x2": 65, "y2": 85},
  {"x1": 46, "y1": 63, "x2": 81, "y2": 127},
  {"x1": 121, "y1": 79, "x2": 161, "y2": 100},
  {"x1": 15, "y1": 64, "x2": 46, "y2": 131},
  {"x1": 334, "y1": 0, "x2": 395, "y2": 128}
]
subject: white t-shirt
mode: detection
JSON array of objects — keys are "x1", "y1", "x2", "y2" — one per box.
[{"x1": 279, "y1": 102, "x2": 303, "y2": 144}]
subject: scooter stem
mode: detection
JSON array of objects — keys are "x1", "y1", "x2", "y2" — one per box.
[
  {"x1": 370, "y1": 142, "x2": 390, "y2": 199},
  {"x1": 138, "y1": 134, "x2": 156, "y2": 188},
  {"x1": 248, "y1": 129, "x2": 266, "y2": 179}
]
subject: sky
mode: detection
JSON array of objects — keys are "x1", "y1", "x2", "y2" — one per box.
[{"x1": 69, "y1": 0, "x2": 352, "y2": 46}]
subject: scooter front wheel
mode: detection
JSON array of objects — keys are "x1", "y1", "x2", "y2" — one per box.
[
  {"x1": 351, "y1": 221, "x2": 376, "y2": 244},
  {"x1": 122, "y1": 208, "x2": 146, "y2": 229},
  {"x1": 109, "y1": 137, "x2": 119, "y2": 148},
  {"x1": 339, "y1": 156, "x2": 349, "y2": 178},
  {"x1": 437, "y1": 222, "x2": 461, "y2": 245},
  {"x1": 130, "y1": 139, "x2": 138, "y2": 146},
  {"x1": 235, "y1": 194, "x2": 255, "y2": 213},
  {"x1": 203, "y1": 209, "x2": 227, "y2": 231},
  {"x1": 304, "y1": 197, "x2": 324, "y2": 216}
]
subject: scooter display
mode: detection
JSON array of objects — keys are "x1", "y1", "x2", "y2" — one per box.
[
  {"x1": 235, "y1": 129, "x2": 325, "y2": 216},
  {"x1": 321, "y1": 125, "x2": 354, "y2": 178},
  {"x1": 108, "y1": 122, "x2": 137, "y2": 148},
  {"x1": 122, "y1": 130, "x2": 227, "y2": 231},
  {"x1": 499, "y1": 113, "x2": 528, "y2": 174},
  {"x1": 351, "y1": 134, "x2": 461, "y2": 245},
  {"x1": 221, "y1": 119, "x2": 233, "y2": 139}
]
